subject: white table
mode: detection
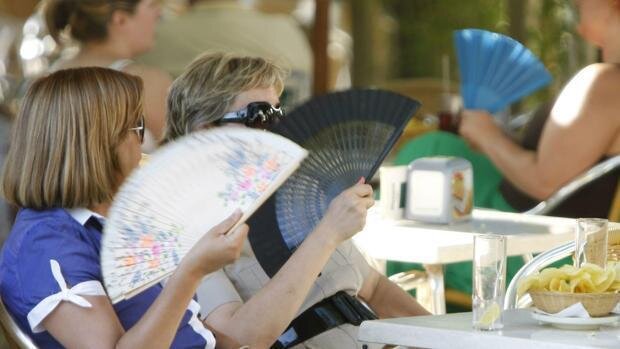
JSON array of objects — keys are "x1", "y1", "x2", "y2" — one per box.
[
  {"x1": 358, "y1": 309, "x2": 620, "y2": 349},
  {"x1": 353, "y1": 208, "x2": 576, "y2": 314}
]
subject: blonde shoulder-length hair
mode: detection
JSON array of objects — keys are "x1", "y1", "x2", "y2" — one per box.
[
  {"x1": 165, "y1": 52, "x2": 287, "y2": 142},
  {"x1": 2, "y1": 67, "x2": 143, "y2": 209}
]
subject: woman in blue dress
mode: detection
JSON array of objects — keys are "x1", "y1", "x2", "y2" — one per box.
[{"x1": 0, "y1": 67, "x2": 249, "y2": 348}]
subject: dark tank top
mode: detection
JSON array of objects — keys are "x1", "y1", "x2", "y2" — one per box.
[{"x1": 499, "y1": 102, "x2": 619, "y2": 218}]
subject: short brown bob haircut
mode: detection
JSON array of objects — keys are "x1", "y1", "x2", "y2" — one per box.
[{"x1": 2, "y1": 67, "x2": 143, "y2": 209}]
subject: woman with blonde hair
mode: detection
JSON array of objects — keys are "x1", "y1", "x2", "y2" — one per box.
[
  {"x1": 0, "y1": 67, "x2": 248, "y2": 348},
  {"x1": 41, "y1": 0, "x2": 171, "y2": 150},
  {"x1": 166, "y1": 52, "x2": 428, "y2": 349}
]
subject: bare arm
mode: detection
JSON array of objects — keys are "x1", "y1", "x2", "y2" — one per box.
[
  {"x1": 207, "y1": 230, "x2": 345, "y2": 349},
  {"x1": 206, "y1": 182, "x2": 375, "y2": 349},
  {"x1": 358, "y1": 268, "x2": 430, "y2": 318},
  {"x1": 42, "y1": 212, "x2": 248, "y2": 349},
  {"x1": 461, "y1": 121, "x2": 546, "y2": 198},
  {"x1": 43, "y1": 267, "x2": 203, "y2": 349},
  {"x1": 460, "y1": 64, "x2": 620, "y2": 200}
]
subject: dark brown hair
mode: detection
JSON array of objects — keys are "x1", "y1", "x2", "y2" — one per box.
[{"x1": 42, "y1": 0, "x2": 141, "y2": 43}]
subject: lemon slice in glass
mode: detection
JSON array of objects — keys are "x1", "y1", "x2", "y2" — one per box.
[{"x1": 478, "y1": 302, "x2": 501, "y2": 327}]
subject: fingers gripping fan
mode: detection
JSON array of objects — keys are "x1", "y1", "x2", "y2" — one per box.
[
  {"x1": 454, "y1": 28, "x2": 552, "y2": 113},
  {"x1": 101, "y1": 128, "x2": 307, "y2": 303},
  {"x1": 248, "y1": 89, "x2": 421, "y2": 277}
]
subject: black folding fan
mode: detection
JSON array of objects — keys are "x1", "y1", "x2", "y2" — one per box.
[{"x1": 248, "y1": 89, "x2": 421, "y2": 277}]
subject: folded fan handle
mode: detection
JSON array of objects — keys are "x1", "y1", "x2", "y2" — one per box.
[{"x1": 229, "y1": 212, "x2": 250, "y2": 233}]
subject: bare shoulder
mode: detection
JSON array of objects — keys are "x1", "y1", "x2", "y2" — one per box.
[
  {"x1": 49, "y1": 58, "x2": 82, "y2": 71},
  {"x1": 580, "y1": 62, "x2": 620, "y2": 75},
  {"x1": 573, "y1": 63, "x2": 620, "y2": 91},
  {"x1": 587, "y1": 64, "x2": 620, "y2": 112},
  {"x1": 550, "y1": 63, "x2": 620, "y2": 131},
  {"x1": 561, "y1": 64, "x2": 620, "y2": 112}
]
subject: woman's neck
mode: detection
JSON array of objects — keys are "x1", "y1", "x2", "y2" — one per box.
[
  {"x1": 602, "y1": 45, "x2": 620, "y2": 64},
  {"x1": 602, "y1": 18, "x2": 620, "y2": 64},
  {"x1": 77, "y1": 39, "x2": 135, "y2": 65},
  {"x1": 89, "y1": 202, "x2": 111, "y2": 218}
]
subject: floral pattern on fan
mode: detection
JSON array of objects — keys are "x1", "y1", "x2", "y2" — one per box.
[
  {"x1": 109, "y1": 202, "x2": 184, "y2": 290},
  {"x1": 102, "y1": 128, "x2": 308, "y2": 303},
  {"x1": 217, "y1": 147, "x2": 288, "y2": 207}
]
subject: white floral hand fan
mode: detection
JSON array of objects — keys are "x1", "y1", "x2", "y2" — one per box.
[{"x1": 101, "y1": 127, "x2": 307, "y2": 303}]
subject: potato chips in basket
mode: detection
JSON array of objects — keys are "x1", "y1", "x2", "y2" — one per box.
[{"x1": 518, "y1": 262, "x2": 620, "y2": 317}]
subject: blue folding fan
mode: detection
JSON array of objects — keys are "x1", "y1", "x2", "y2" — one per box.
[
  {"x1": 454, "y1": 28, "x2": 552, "y2": 113},
  {"x1": 248, "y1": 89, "x2": 421, "y2": 277}
]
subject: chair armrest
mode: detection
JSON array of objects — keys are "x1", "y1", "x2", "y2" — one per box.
[
  {"x1": 0, "y1": 298, "x2": 38, "y2": 349},
  {"x1": 503, "y1": 241, "x2": 575, "y2": 310},
  {"x1": 506, "y1": 109, "x2": 536, "y2": 132}
]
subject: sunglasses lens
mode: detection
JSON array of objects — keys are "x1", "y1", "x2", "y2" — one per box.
[
  {"x1": 137, "y1": 116, "x2": 145, "y2": 143},
  {"x1": 141, "y1": 118, "x2": 145, "y2": 143},
  {"x1": 220, "y1": 102, "x2": 284, "y2": 129},
  {"x1": 268, "y1": 110, "x2": 282, "y2": 125},
  {"x1": 245, "y1": 103, "x2": 269, "y2": 129},
  {"x1": 249, "y1": 118, "x2": 266, "y2": 129}
]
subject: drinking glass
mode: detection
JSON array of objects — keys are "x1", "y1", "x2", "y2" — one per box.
[
  {"x1": 574, "y1": 218, "x2": 608, "y2": 268},
  {"x1": 472, "y1": 234, "x2": 506, "y2": 331}
]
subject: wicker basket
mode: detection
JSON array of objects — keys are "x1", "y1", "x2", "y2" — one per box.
[{"x1": 530, "y1": 291, "x2": 620, "y2": 317}]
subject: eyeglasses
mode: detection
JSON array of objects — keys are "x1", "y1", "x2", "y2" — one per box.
[
  {"x1": 218, "y1": 102, "x2": 285, "y2": 129},
  {"x1": 128, "y1": 115, "x2": 145, "y2": 144}
]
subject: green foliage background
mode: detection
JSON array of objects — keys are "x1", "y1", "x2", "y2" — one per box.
[
  {"x1": 382, "y1": 0, "x2": 507, "y2": 79},
  {"x1": 379, "y1": 0, "x2": 594, "y2": 108}
]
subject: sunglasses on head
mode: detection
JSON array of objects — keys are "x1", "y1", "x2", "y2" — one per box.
[
  {"x1": 128, "y1": 115, "x2": 145, "y2": 144},
  {"x1": 218, "y1": 102, "x2": 285, "y2": 129}
]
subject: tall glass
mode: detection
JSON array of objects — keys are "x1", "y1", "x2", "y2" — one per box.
[
  {"x1": 472, "y1": 234, "x2": 506, "y2": 331},
  {"x1": 574, "y1": 218, "x2": 608, "y2": 268}
]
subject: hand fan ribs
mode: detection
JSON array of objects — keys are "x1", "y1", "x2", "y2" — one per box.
[
  {"x1": 248, "y1": 89, "x2": 421, "y2": 277},
  {"x1": 454, "y1": 28, "x2": 552, "y2": 113},
  {"x1": 102, "y1": 128, "x2": 307, "y2": 303}
]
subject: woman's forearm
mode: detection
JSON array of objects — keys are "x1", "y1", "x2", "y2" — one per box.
[
  {"x1": 221, "y1": 226, "x2": 340, "y2": 348},
  {"x1": 115, "y1": 211, "x2": 248, "y2": 348},
  {"x1": 459, "y1": 110, "x2": 565, "y2": 200},
  {"x1": 207, "y1": 183, "x2": 373, "y2": 348},
  {"x1": 359, "y1": 270, "x2": 430, "y2": 318},
  {"x1": 115, "y1": 265, "x2": 203, "y2": 349},
  {"x1": 480, "y1": 131, "x2": 557, "y2": 200}
]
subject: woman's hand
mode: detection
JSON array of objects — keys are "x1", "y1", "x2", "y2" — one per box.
[
  {"x1": 314, "y1": 178, "x2": 374, "y2": 247},
  {"x1": 179, "y1": 210, "x2": 249, "y2": 279},
  {"x1": 458, "y1": 109, "x2": 503, "y2": 152}
]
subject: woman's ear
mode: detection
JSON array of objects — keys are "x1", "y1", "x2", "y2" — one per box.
[{"x1": 109, "y1": 9, "x2": 130, "y2": 28}]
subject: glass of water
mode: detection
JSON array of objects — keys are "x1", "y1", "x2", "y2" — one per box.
[
  {"x1": 574, "y1": 218, "x2": 608, "y2": 268},
  {"x1": 472, "y1": 234, "x2": 506, "y2": 331}
]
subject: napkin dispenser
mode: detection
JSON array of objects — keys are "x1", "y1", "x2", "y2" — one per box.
[
  {"x1": 378, "y1": 165, "x2": 408, "y2": 219},
  {"x1": 405, "y1": 157, "x2": 473, "y2": 223}
]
